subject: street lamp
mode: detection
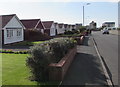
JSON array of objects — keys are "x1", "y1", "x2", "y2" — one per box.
[{"x1": 83, "y1": 3, "x2": 91, "y2": 26}]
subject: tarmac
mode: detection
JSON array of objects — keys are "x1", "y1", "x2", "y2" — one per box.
[{"x1": 60, "y1": 36, "x2": 109, "y2": 86}]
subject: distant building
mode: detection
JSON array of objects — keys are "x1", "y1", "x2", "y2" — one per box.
[
  {"x1": 58, "y1": 23, "x2": 65, "y2": 34},
  {"x1": 54, "y1": 22, "x2": 59, "y2": 35},
  {"x1": 68, "y1": 25, "x2": 72, "y2": 31},
  {"x1": 75, "y1": 23, "x2": 82, "y2": 30},
  {"x1": 71, "y1": 25, "x2": 76, "y2": 30},
  {"x1": 118, "y1": 1, "x2": 120, "y2": 28},
  {"x1": 21, "y1": 19, "x2": 44, "y2": 33},
  {"x1": 102, "y1": 22, "x2": 115, "y2": 28},
  {"x1": 89, "y1": 21, "x2": 97, "y2": 30},
  {"x1": 42, "y1": 21, "x2": 56, "y2": 36},
  {"x1": 64, "y1": 24, "x2": 69, "y2": 31}
]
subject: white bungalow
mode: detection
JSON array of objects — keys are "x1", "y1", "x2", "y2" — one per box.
[
  {"x1": 58, "y1": 23, "x2": 65, "y2": 34},
  {"x1": 42, "y1": 21, "x2": 56, "y2": 36},
  {"x1": 54, "y1": 22, "x2": 59, "y2": 35},
  {"x1": 1, "y1": 14, "x2": 25, "y2": 44},
  {"x1": 68, "y1": 25, "x2": 73, "y2": 31},
  {"x1": 64, "y1": 24, "x2": 69, "y2": 31}
]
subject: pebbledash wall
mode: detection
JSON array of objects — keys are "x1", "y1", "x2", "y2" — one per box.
[
  {"x1": 118, "y1": 1, "x2": 120, "y2": 28},
  {"x1": 3, "y1": 16, "x2": 24, "y2": 44}
]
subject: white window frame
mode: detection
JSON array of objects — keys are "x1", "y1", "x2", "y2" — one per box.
[
  {"x1": 6, "y1": 29, "x2": 13, "y2": 38},
  {"x1": 16, "y1": 29, "x2": 22, "y2": 37}
]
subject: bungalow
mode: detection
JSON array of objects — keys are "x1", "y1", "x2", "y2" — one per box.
[
  {"x1": 20, "y1": 19, "x2": 44, "y2": 33},
  {"x1": 54, "y1": 22, "x2": 59, "y2": 35},
  {"x1": 68, "y1": 25, "x2": 72, "y2": 31},
  {"x1": 64, "y1": 24, "x2": 69, "y2": 31},
  {"x1": 89, "y1": 21, "x2": 97, "y2": 30},
  {"x1": 102, "y1": 22, "x2": 115, "y2": 28},
  {"x1": 42, "y1": 21, "x2": 56, "y2": 36},
  {"x1": 76, "y1": 23, "x2": 82, "y2": 30},
  {"x1": 1, "y1": 14, "x2": 25, "y2": 44},
  {"x1": 71, "y1": 25, "x2": 76, "y2": 30},
  {"x1": 58, "y1": 23, "x2": 65, "y2": 34}
]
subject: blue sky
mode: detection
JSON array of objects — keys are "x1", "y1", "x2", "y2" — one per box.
[{"x1": 0, "y1": 1, "x2": 118, "y2": 27}]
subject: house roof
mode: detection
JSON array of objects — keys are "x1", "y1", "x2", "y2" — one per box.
[
  {"x1": 42, "y1": 21, "x2": 54, "y2": 29},
  {"x1": 54, "y1": 23, "x2": 58, "y2": 26},
  {"x1": 58, "y1": 23, "x2": 64, "y2": 28},
  {"x1": 0, "y1": 14, "x2": 16, "y2": 28},
  {"x1": 36, "y1": 21, "x2": 44, "y2": 29},
  {"x1": 20, "y1": 19, "x2": 41, "y2": 29}
]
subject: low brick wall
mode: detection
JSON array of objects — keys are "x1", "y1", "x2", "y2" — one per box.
[{"x1": 49, "y1": 46, "x2": 77, "y2": 81}]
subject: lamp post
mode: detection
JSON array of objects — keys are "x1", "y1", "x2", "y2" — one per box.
[{"x1": 83, "y1": 3, "x2": 90, "y2": 26}]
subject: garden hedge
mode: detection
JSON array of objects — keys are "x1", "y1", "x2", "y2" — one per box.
[{"x1": 26, "y1": 37, "x2": 77, "y2": 83}]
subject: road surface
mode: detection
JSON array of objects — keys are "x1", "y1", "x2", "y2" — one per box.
[{"x1": 92, "y1": 31, "x2": 119, "y2": 86}]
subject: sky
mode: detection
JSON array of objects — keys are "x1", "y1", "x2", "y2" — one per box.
[{"x1": 0, "y1": 0, "x2": 119, "y2": 27}]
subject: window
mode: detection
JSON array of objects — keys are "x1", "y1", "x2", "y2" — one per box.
[
  {"x1": 17, "y1": 29, "x2": 22, "y2": 36},
  {"x1": 7, "y1": 29, "x2": 13, "y2": 38}
]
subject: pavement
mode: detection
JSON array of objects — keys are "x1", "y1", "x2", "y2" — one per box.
[{"x1": 60, "y1": 35, "x2": 108, "y2": 86}]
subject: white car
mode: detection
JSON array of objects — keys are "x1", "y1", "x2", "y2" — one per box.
[{"x1": 102, "y1": 28, "x2": 109, "y2": 34}]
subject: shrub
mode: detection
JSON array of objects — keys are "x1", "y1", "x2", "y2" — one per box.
[
  {"x1": 0, "y1": 50, "x2": 14, "y2": 53},
  {"x1": 26, "y1": 37, "x2": 77, "y2": 83},
  {"x1": 24, "y1": 29, "x2": 51, "y2": 41},
  {"x1": 79, "y1": 26, "x2": 86, "y2": 33},
  {"x1": 64, "y1": 30, "x2": 74, "y2": 35},
  {"x1": 117, "y1": 28, "x2": 120, "y2": 30},
  {"x1": 0, "y1": 49, "x2": 28, "y2": 54}
]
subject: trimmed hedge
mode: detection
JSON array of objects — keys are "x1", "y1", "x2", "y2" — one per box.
[
  {"x1": 64, "y1": 30, "x2": 80, "y2": 35},
  {"x1": 0, "y1": 49, "x2": 28, "y2": 54},
  {"x1": 26, "y1": 37, "x2": 77, "y2": 82},
  {"x1": 24, "y1": 29, "x2": 51, "y2": 41}
]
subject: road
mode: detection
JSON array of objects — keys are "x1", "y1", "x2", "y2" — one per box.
[{"x1": 92, "y1": 31, "x2": 119, "y2": 86}]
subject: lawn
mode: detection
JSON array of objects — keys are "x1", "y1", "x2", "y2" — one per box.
[
  {"x1": 2, "y1": 53, "x2": 37, "y2": 85},
  {"x1": 2, "y1": 53, "x2": 60, "y2": 86}
]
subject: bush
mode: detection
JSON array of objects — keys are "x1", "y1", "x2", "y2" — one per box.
[
  {"x1": 79, "y1": 26, "x2": 86, "y2": 33},
  {"x1": 117, "y1": 28, "x2": 120, "y2": 30},
  {"x1": 64, "y1": 30, "x2": 74, "y2": 35},
  {"x1": 26, "y1": 37, "x2": 77, "y2": 82},
  {"x1": 0, "y1": 49, "x2": 28, "y2": 54},
  {"x1": 24, "y1": 30, "x2": 51, "y2": 41},
  {"x1": 0, "y1": 50, "x2": 14, "y2": 53},
  {"x1": 64, "y1": 29, "x2": 80, "y2": 35}
]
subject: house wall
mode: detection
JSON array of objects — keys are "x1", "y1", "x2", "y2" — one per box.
[
  {"x1": 55, "y1": 24, "x2": 59, "y2": 35},
  {"x1": 57, "y1": 27, "x2": 62, "y2": 34},
  {"x1": 3, "y1": 16, "x2": 24, "y2": 44},
  {"x1": 61, "y1": 25, "x2": 65, "y2": 33},
  {"x1": 50, "y1": 23, "x2": 56, "y2": 36},
  {"x1": 57, "y1": 26, "x2": 63, "y2": 34},
  {"x1": 69, "y1": 26, "x2": 73, "y2": 31}
]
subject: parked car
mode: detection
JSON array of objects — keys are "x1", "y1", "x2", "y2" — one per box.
[{"x1": 102, "y1": 28, "x2": 109, "y2": 34}]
